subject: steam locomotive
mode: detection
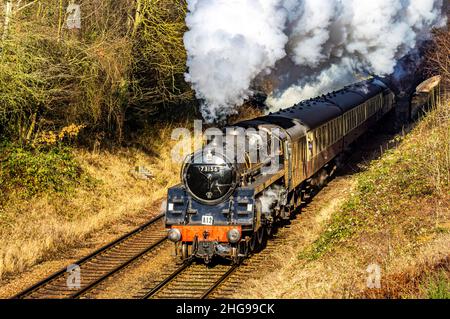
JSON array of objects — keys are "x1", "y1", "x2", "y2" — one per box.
[{"x1": 164, "y1": 76, "x2": 440, "y2": 264}]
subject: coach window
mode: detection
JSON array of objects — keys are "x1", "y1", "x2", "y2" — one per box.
[
  {"x1": 349, "y1": 111, "x2": 353, "y2": 130},
  {"x1": 326, "y1": 123, "x2": 330, "y2": 146},
  {"x1": 330, "y1": 121, "x2": 334, "y2": 143},
  {"x1": 358, "y1": 106, "x2": 362, "y2": 124},
  {"x1": 347, "y1": 113, "x2": 350, "y2": 131},
  {"x1": 350, "y1": 111, "x2": 354, "y2": 130},
  {"x1": 337, "y1": 119, "x2": 341, "y2": 137},
  {"x1": 335, "y1": 120, "x2": 338, "y2": 142},
  {"x1": 360, "y1": 105, "x2": 364, "y2": 123},
  {"x1": 338, "y1": 118, "x2": 341, "y2": 137},
  {"x1": 331, "y1": 121, "x2": 335, "y2": 143},
  {"x1": 312, "y1": 131, "x2": 317, "y2": 155},
  {"x1": 320, "y1": 126, "x2": 323, "y2": 150},
  {"x1": 322, "y1": 126, "x2": 326, "y2": 149},
  {"x1": 348, "y1": 112, "x2": 351, "y2": 130},
  {"x1": 318, "y1": 129, "x2": 322, "y2": 152},
  {"x1": 308, "y1": 138, "x2": 313, "y2": 158},
  {"x1": 328, "y1": 123, "x2": 332, "y2": 145},
  {"x1": 357, "y1": 107, "x2": 360, "y2": 124},
  {"x1": 344, "y1": 114, "x2": 348, "y2": 134},
  {"x1": 336, "y1": 117, "x2": 342, "y2": 140},
  {"x1": 334, "y1": 120, "x2": 338, "y2": 142}
]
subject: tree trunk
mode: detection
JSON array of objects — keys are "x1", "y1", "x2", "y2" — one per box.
[
  {"x1": 2, "y1": 0, "x2": 13, "y2": 42},
  {"x1": 132, "y1": 0, "x2": 142, "y2": 37}
]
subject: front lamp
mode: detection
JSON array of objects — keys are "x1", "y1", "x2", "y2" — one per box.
[
  {"x1": 168, "y1": 228, "x2": 181, "y2": 242},
  {"x1": 227, "y1": 228, "x2": 241, "y2": 243}
]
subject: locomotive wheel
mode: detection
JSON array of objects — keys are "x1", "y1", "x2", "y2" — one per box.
[
  {"x1": 257, "y1": 226, "x2": 264, "y2": 245},
  {"x1": 231, "y1": 247, "x2": 240, "y2": 264},
  {"x1": 265, "y1": 225, "x2": 273, "y2": 237},
  {"x1": 181, "y1": 243, "x2": 189, "y2": 260},
  {"x1": 249, "y1": 234, "x2": 258, "y2": 252},
  {"x1": 240, "y1": 240, "x2": 249, "y2": 257}
]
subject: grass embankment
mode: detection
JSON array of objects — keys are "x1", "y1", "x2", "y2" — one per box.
[
  {"x1": 0, "y1": 124, "x2": 181, "y2": 281},
  {"x1": 303, "y1": 97, "x2": 450, "y2": 298}
]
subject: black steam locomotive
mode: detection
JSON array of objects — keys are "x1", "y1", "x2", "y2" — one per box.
[{"x1": 164, "y1": 76, "x2": 440, "y2": 264}]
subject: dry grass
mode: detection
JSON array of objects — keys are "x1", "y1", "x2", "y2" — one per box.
[
  {"x1": 0, "y1": 124, "x2": 182, "y2": 280},
  {"x1": 362, "y1": 253, "x2": 450, "y2": 298}
]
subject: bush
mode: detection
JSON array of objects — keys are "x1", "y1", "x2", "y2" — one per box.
[
  {"x1": 0, "y1": 142, "x2": 87, "y2": 199},
  {"x1": 424, "y1": 271, "x2": 450, "y2": 299}
]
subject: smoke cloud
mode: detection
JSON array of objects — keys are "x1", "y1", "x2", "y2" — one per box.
[{"x1": 184, "y1": 0, "x2": 447, "y2": 121}]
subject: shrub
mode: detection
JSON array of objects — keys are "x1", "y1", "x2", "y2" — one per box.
[
  {"x1": 0, "y1": 141, "x2": 88, "y2": 200},
  {"x1": 424, "y1": 271, "x2": 450, "y2": 299}
]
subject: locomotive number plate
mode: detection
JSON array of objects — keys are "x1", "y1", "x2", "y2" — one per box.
[{"x1": 202, "y1": 215, "x2": 214, "y2": 225}]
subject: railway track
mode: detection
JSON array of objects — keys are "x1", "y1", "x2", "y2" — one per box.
[
  {"x1": 138, "y1": 239, "x2": 282, "y2": 299},
  {"x1": 141, "y1": 261, "x2": 238, "y2": 299},
  {"x1": 14, "y1": 213, "x2": 167, "y2": 299}
]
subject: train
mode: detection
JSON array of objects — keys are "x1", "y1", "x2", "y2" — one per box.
[{"x1": 164, "y1": 75, "x2": 441, "y2": 264}]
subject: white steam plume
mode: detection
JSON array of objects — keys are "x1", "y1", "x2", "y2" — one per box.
[
  {"x1": 184, "y1": 0, "x2": 288, "y2": 121},
  {"x1": 259, "y1": 185, "x2": 283, "y2": 215},
  {"x1": 184, "y1": 0, "x2": 447, "y2": 120}
]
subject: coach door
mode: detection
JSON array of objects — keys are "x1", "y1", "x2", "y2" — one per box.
[{"x1": 284, "y1": 139, "x2": 293, "y2": 191}]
